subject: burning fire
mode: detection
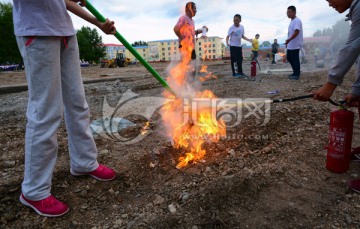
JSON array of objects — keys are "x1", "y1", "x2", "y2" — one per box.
[
  {"x1": 161, "y1": 22, "x2": 226, "y2": 169},
  {"x1": 198, "y1": 65, "x2": 217, "y2": 82},
  {"x1": 276, "y1": 52, "x2": 287, "y2": 63},
  {"x1": 141, "y1": 121, "x2": 150, "y2": 135},
  {"x1": 200, "y1": 65, "x2": 207, "y2": 73}
]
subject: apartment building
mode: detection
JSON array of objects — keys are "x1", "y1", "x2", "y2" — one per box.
[
  {"x1": 101, "y1": 44, "x2": 124, "y2": 59},
  {"x1": 196, "y1": 36, "x2": 224, "y2": 60},
  {"x1": 107, "y1": 36, "x2": 224, "y2": 62}
]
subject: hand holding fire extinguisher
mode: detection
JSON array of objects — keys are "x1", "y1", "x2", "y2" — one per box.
[
  {"x1": 313, "y1": 83, "x2": 360, "y2": 173},
  {"x1": 314, "y1": 82, "x2": 360, "y2": 106},
  {"x1": 344, "y1": 94, "x2": 360, "y2": 107},
  {"x1": 313, "y1": 82, "x2": 337, "y2": 102}
]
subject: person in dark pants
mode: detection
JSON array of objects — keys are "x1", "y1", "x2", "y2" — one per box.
[
  {"x1": 285, "y1": 5, "x2": 303, "y2": 80},
  {"x1": 226, "y1": 14, "x2": 252, "y2": 78},
  {"x1": 251, "y1": 34, "x2": 260, "y2": 61},
  {"x1": 271, "y1": 39, "x2": 279, "y2": 64}
]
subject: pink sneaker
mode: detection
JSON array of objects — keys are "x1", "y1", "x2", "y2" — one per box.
[
  {"x1": 348, "y1": 179, "x2": 360, "y2": 193},
  {"x1": 70, "y1": 164, "x2": 116, "y2": 181},
  {"x1": 19, "y1": 194, "x2": 69, "y2": 217}
]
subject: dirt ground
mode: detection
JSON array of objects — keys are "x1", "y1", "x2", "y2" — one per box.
[{"x1": 1, "y1": 59, "x2": 360, "y2": 229}]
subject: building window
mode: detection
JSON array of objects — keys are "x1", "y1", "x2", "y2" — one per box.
[
  {"x1": 162, "y1": 48, "x2": 165, "y2": 51},
  {"x1": 212, "y1": 44, "x2": 215, "y2": 47},
  {"x1": 199, "y1": 42, "x2": 202, "y2": 45},
  {"x1": 162, "y1": 53, "x2": 165, "y2": 56},
  {"x1": 168, "y1": 42, "x2": 170, "y2": 45},
  {"x1": 213, "y1": 55, "x2": 216, "y2": 59},
  {"x1": 199, "y1": 47, "x2": 201, "y2": 51},
  {"x1": 213, "y1": 50, "x2": 216, "y2": 53},
  {"x1": 168, "y1": 47, "x2": 171, "y2": 50},
  {"x1": 209, "y1": 50, "x2": 212, "y2": 53},
  {"x1": 143, "y1": 49, "x2": 146, "y2": 52}
]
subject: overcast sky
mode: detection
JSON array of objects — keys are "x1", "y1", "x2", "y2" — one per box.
[{"x1": 5, "y1": 0, "x2": 349, "y2": 45}]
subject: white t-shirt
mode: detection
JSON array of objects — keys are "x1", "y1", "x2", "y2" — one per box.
[
  {"x1": 227, "y1": 24, "x2": 245, "y2": 47},
  {"x1": 175, "y1": 15, "x2": 195, "y2": 45},
  {"x1": 287, "y1": 17, "x2": 303, "y2": 50},
  {"x1": 13, "y1": 0, "x2": 75, "y2": 36}
]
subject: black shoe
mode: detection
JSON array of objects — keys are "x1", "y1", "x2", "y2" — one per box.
[
  {"x1": 350, "y1": 153, "x2": 360, "y2": 162},
  {"x1": 351, "y1": 147, "x2": 360, "y2": 162},
  {"x1": 288, "y1": 75, "x2": 299, "y2": 80}
]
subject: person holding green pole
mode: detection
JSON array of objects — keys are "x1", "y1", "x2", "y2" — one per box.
[{"x1": 13, "y1": 0, "x2": 117, "y2": 217}]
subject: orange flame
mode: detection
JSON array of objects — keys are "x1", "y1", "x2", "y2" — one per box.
[
  {"x1": 141, "y1": 121, "x2": 150, "y2": 135},
  {"x1": 161, "y1": 19, "x2": 226, "y2": 169},
  {"x1": 198, "y1": 64, "x2": 217, "y2": 82},
  {"x1": 200, "y1": 65, "x2": 207, "y2": 73}
]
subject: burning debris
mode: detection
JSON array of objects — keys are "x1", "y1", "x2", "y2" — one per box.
[
  {"x1": 198, "y1": 64, "x2": 218, "y2": 82},
  {"x1": 161, "y1": 22, "x2": 226, "y2": 169}
]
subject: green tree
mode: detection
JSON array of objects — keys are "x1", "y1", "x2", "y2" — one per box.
[
  {"x1": 313, "y1": 29, "x2": 322, "y2": 37},
  {"x1": 332, "y1": 19, "x2": 350, "y2": 44},
  {"x1": 262, "y1": 41, "x2": 271, "y2": 47},
  {"x1": 76, "y1": 26, "x2": 105, "y2": 63},
  {"x1": 131, "y1": 40, "x2": 148, "y2": 47},
  {"x1": 0, "y1": 2, "x2": 21, "y2": 64}
]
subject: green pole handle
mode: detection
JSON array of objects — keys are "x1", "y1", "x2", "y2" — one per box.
[{"x1": 84, "y1": 0, "x2": 176, "y2": 96}]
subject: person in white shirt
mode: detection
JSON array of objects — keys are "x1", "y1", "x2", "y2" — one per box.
[
  {"x1": 285, "y1": 5, "x2": 303, "y2": 80},
  {"x1": 226, "y1": 14, "x2": 252, "y2": 78}
]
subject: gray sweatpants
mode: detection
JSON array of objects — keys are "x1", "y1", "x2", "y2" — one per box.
[{"x1": 16, "y1": 36, "x2": 99, "y2": 201}]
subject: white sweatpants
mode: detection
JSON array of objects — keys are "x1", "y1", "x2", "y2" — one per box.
[{"x1": 16, "y1": 36, "x2": 99, "y2": 200}]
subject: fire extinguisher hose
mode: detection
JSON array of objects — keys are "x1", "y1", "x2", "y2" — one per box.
[{"x1": 272, "y1": 94, "x2": 345, "y2": 106}]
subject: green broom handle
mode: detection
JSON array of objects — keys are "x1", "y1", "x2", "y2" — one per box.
[{"x1": 84, "y1": 0, "x2": 176, "y2": 96}]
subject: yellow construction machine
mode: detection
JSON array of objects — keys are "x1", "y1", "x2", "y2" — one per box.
[{"x1": 100, "y1": 52, "x2": 131, "y2": 68}]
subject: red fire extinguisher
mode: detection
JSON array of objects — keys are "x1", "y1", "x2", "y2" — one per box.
[
  {"x1": 326, "y1": 106, "x2": 354, "y2": 173},
  {"x1": 251, "y1": 60, "x2": 256, "y2": 77}
]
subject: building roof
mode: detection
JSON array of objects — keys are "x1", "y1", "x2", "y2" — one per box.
[
  {"x1": 132, "y1": 46, "x2": 148, "y2": 49},
  {"x1": 101, "y1": 44, "x2": 124, "y2": 47},
  {"x1": 149, "y1": 36, "x2": 223, "y2": 43},
  {"x1": 304, "y1": 36, "x2": 331, "y2": 43},
  {"x1": 149, "y1": 39, "x2": 178, "y2": 43}
]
